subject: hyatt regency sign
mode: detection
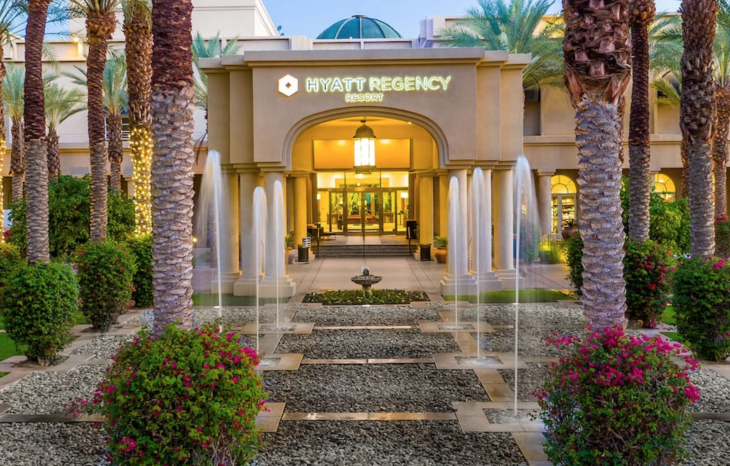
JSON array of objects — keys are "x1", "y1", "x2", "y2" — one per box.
[{"x1": 278, "y1": 74, "x2": 452, "y2": 103}]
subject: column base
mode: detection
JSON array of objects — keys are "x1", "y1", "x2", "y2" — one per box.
[
  {"x1": 212, "y1": 272, "x2": 242, "y2": 294},
  {"x1": 494, "y1": 269, "x2": 522, "y2": 290},
  {"x1": 258, "y1": 276, "x2": 297, "y2": 299},
  {"x1": 470, "y1": 271, "x2": 503, "y2": 292},
  {"x1": 233, "y1": 274, "x2": 262, "y2": 297},
  {"x1": 440, "y1": 273, "x2": 478, "y2": 297},
  {"x1": 193, "y1": 269, "x2": 241, "y2": 294}
]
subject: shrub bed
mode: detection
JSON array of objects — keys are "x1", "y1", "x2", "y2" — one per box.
[
  {"x1": 77, "y1": 241, "x2": 136, "y2": 332},
  {"x1": 623, "y1": 240, "x2": 674, "y2": 328},
  {"x1": 0, "y1": 243, "x2": 22, "y2": 288},
  {"x1": 673, "y1": 257, "x2": 730, "y2": 361},
  {"x1": 126, "y1": 235, "x2": 153, "y2": 308},
  {"x1": 303, "y1": 289, "x2": 429, "y2": 305},
  {"x1": 78, "y1": 324, "x2": 267, "y2": 465},
  {"x1": 537, "y1": 327, "x2": 700, "y2": 465},
  {"x1": 564, "y1": 230, "x2": 584, "y2": 296},
  {"x1": 0, "y1": 263, "x2": 78, "y2": 364}
]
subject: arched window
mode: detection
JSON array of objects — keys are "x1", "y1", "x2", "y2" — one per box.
[
  {"x1": 551, "y1": 175, "x2": 577, "y2": 234},
  {"x1": 654, "y1": 174, "x2": 676, "y2": 202}
]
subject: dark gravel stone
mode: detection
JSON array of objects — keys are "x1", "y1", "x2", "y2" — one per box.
[
  {"x1": 476, "y1": 328, "x2": 576, "y2": 357},
  {"x1": 254, "y1": 421, "x2": 528, "y2": 466},
  {"x1": 276, "y1": 329, "x2": 458, "y2": 359},
  {"x1": 265, "y1": 364, "x2": 489, "y2": 412},
  {"x1": 292, "y1": 305, "x2": 441, "y2": 326},
  {"x1": 498, "y1": 363, "x2": 551, "y2": 402}
]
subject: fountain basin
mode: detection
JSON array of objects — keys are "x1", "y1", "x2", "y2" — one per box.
[{"x1": 350, "y1": 266, "x2": 382, "y2": 295}]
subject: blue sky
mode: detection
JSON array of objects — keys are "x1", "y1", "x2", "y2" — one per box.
[{"x1": 262, "y1": 0, "x2": 682, "y2": 39}]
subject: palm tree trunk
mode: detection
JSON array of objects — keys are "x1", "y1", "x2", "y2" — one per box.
[
  {"x1": 713, "y1": 87, "x2": 730, "y2": 220},
  {"x1": 24, "y1": 0, "x2": 52, "y2": 265},
  {"x1": 124, "y1": 1, "x2": 153, "y2": 236},
  {"x1": 47, "y1": 127, "x2": 60, "y2": 181},
  {"x1": 576, "y1": 99, "x2": 628, "y2": 328},
  {"x1": 681, "y1": 0, "x2": 718, "y2": 260},
  {"x1": 681, "y1": 138, "x2": 690, "y2": 199},
  {"x1": 107, "y1": 113, "x2": 123, "y2": 191},
  {"x1": 0, "y1": 55, "x2": 5, "y2": 240},
  {"x1": 86, "y1": 11, "x2": 116, "y2": 243},
  {"x1": 151, "y1": 0, "x2": 196, "y2": 333},
  {"x1": 628, "y1": 4, "x2": 655, "y2": 243},
  {"x1": 10, "y1": 120, "x2": 23, "y2": 201}
]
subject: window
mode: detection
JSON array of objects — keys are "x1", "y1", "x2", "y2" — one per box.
[
  {"x1": 551, "y1": 175, "x2": 577, "y2": 234},
  {"x1": 654, "y1": 174, "x2": 676, "y2": 202}
]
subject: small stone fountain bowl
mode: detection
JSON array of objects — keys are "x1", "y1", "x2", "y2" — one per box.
[{"x1": 351, "y1": 267, "x2": 382, "y2": 296}]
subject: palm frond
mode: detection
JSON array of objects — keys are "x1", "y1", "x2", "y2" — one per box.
[
  {"x1": 45, "y1": 83, "x2": 86, "y2": 130},
  {"x1": 2, "y1": 63, "x2": 23, "y2": 121},
  {"x1": 652, "y1": 77, "x2": 681, "y2": 108},
  {"x1": 120, "y1": 0, "x2": 151, "y2": 26},
  {"x1": 102, "y1": 51, "x2": 128, "y2": 116}
]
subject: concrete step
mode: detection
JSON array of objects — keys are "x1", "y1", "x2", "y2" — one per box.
[{"x1": 315, "y1": 244, "x2": 417, "y2": 258}]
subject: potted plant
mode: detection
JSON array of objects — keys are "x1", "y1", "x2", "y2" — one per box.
[
  {"x1": 561, "y1": 219, "x2": 578, "y2": 240},
  {"x1": 285, "y1": 232, "x2": 296, "y2": 264},
  {"x1": 434, "y1": 236, "x2": 448, "y2": 264}
]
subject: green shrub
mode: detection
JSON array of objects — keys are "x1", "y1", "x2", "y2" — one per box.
[
  {"x1": 8, "y1": 176, "x2": 135, "y2": 258},
  {"x1": 82, "y1": 324, "x2": 267, "y2": 465},
  {"x1": 623, "y1": 240, "x2": 675, "y2": 328},
  {"x1": 716, "y1": 215, "x2": 730, "y2": 258},
  {"x1": 518, "y1": 221, "x2": 540, "y2": 264},
  {"x1": 0, "y1": 243, "x2": 23, "y2": 288},
  {"x1": 537, "y1": 327, "x2": 700, "y2": 465},
  {"x1": 76, "y1": 241, "x2": 137, "y2": 332},
  {"x1": 126, "y1": 235, "x2": 153, "y2": 308},
  {"x1": 673, "y1": 257, "x2": 730, "y2": 361},
  {"x1": 0, "y1": 263, "x2": 78, "y2": 363},
  {"x1": 564, "y1": 231, "x2": 584, "y2": 296},
  {"x1": 538, "y1": 237, "x2": 563, "y2": 264},
  {"x1": 303, "y1": 289, "x2": 429, "y2": 305}
]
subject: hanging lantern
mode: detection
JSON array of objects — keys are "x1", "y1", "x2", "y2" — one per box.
[{"x1": 353, "y1": 119, "x2": 376, "y2": 174}]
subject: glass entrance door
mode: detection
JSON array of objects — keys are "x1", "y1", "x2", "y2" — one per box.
[{"x1": 346, "y1": 191, "x2": 382, "y2": 234}]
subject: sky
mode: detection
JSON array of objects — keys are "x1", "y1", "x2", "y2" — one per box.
[{"x1": 262, "y1": 0, "x2": 683, "y2": 39}]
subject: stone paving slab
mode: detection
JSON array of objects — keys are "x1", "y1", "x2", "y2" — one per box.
[
  {"x1": 238, "y1": 322, "x2": 314, "y2": 335},
  {"x1": 419, "y1": 321, "x2": 494, "y2": 333},
  {"x1": 282, "y1": 412, "x2": 457, "y2": 421},
  {"x1": 255, "y1": 353, "x2": 303, "y2": 372},
  {"x1": 452, "y1": 401, "x2": 543, "y2": 433},
  {"x1": 512, "y1": 432, "x2": 551, "y2": 465},
  {"x1": 433, "y1": 352, "x2": 528, "y2": 370}
]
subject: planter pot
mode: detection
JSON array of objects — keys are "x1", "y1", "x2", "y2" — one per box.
[
  {"x1": 435, "y1": 248, "x2": 447, "y2": 264},
  {"x1": 562, "y1": 227, "x2": 577, "y2": 240}
]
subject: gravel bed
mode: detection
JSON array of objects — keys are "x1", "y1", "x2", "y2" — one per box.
[
  {"x1": 275, "y1": 329, "x2": 458, "y2": 359},
  {"x1": 254, "y1": 421, "x2": 528, "y2": 465},
  {"x1": 265, "y1": 364, "x2": 489, "y2": 412},
  {"x1": 680, "y1": 420, "x2": 730, "y2": 465},
  {"x1": 484, "y1": 409, "x2": 538, "y2": 424},
  {"x1": 460, "y1": 304, "x2": 585, "y2": 327},
  {"x1": 498, "y1": 362, "x2": 551, "y2": 402},
  {"x1": 0, "y1": 365, "x2": 106, "y2": 414},
  {"x1": 291, "y1": 305, "x2": 441, "y2": 326},
  {"x1": 0, "y1": 423, "x2": 107, "y2": 466},
  {"x1": 124, "y1": 307, "x2": 293, "y2": 328},
  {"x1": 688, "y1": 369, "x2": 730, "y2": 414},
  {"x1": 476, "y1": 328, "x2": 576, "y2": 358},
  {"x1": 70, "y1": 335, "x2": 133, "y2": 360}
]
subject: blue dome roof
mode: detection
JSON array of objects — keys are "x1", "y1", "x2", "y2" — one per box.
[{"x1": 317, "y1": 15, "x2": 402, "y2": 40}]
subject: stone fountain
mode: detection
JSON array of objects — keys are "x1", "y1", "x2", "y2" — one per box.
[{"x1": 351, "y1": 266, "x2": 382, "y2": 296}]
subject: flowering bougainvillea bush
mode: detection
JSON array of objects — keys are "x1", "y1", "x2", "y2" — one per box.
[
  {"x1": 673, "y1": 257, "x2": 730, "y2": 361},
  {"x1": 623, "y1": 239, "x2": 675, "y2": 328},
  {"x1": 536, "y1": 327, "x2": 700, "y2": 465},
  {"x1": 81, "y1": 324, "x2": 267, "y2": 465},
  {"x1": 76, "y1": 241, "x2": 136, "y2": 332}
]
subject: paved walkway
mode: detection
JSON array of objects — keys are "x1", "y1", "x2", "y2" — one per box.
[{"x1": 289, "y1": 256, "x2": 571, "y2": 296}]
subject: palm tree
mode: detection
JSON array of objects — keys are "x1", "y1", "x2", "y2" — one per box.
[
  {"x1": 712, "y1": 2, "x2": 730, "y2": 219},
  {"x1": 627, "y1": 0, "x2": 656, "y2": 242},
  {"x1": 151, "y1": 0, "x2": 196, "y2": 333},
  {"x1": 121, "y1": 0, "x2": 152, "y2": 236},
  {"x1": 441, "y1": 0, "x2": 564, "y2": 90},
  {"x1": 3, "y1": 64, "x2": 24, "y2": 201},
  {"x1": 563, "y1": 0, "x2": 631, "y2": 328},
  {"x1": 680, "y1": 0, "x2": 718, "y2": 260},
  {"x1": 102, "y1": 52, "x2": 127, "y2": 191},
  {"x1": 45, "y1": 83, "x2": 86, "y2": 180},
  {"x1": 69, "y1": 0, "x2": 118, "y2": 244},
  {"x1": 24, "y1": 0, "x2": 55, "y2": 264}
]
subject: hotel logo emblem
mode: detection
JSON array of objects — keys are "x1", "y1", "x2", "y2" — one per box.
[{"x1": 278, "y1": 74, "x2": 298, "y2": 97}]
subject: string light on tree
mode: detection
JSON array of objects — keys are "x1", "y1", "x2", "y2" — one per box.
[
  {"x1": 131, "y1": 126, "x2": 153, "y2": 236},
  {"x1": 0, "y1": 140, "x2": 4, "y2": 243}
]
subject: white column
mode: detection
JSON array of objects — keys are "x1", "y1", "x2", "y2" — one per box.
[
  {"x1": 494, "y1": 168, "x2": 518, "y2": 288},
  {"x1": 234, "y1": 171, "x2": 259, "y2": 296},
  {"x1": 124, "y1": 177, "x2": 134, "y2": 198},
  {"x1": 212, "y1": 172, "x2": 241, "y2": 293},
  {"x1": 471, "y1": 168, "x2": 501, "y2": 291},
  {"x1": 439, "y1": 174, "x2": 448, "y2": 236},
  {"x1": 260, "y1": 171, "x2": 296, "y2": 298},
  {"x1": 419, "y1": 175, "x2": 434, "y2": 249},
  {"x1": 440, "y1": 169, "x2": 477, "y2": 296},
  {"x1": 537, "y1": 172, "x2": 554, "y2": 236},
  {"x1": 294, "y1": 176, "x2": 308, "y2": 248}
]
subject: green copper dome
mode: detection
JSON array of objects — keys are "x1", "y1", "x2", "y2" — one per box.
[{"x1": 317, "y1": 15, "x2": 402, "y2": 40}]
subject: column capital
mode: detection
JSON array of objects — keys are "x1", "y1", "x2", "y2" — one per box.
[
  {"x1": 537, "y1": 170, "x2": 555, "y2": 177},
  {"x1": 231, "y1": 163, "x2": 260, "y2": 174},
  {"x1": 289, "y1": 171, "x2": 312, "y2": 178},
  {"x1": 493, "y1": 161, "x2": 517, "y2": 171}
]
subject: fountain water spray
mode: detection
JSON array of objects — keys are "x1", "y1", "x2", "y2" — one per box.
[
  {"x1": 448, "y1": 176, "x2": 460, "y2": 325},
  {"x1": 470, "y1": 168, "x2": 486, "y2": 360},
  {"x1": 252, "y1": 187, "x2": 267, "y2": 354},
  {"x1": 513, "y1": 155, "x2": 540, "y2": 415},
  {"x1": 273, "y1": 180, "x2": 285, "y2": 329}
]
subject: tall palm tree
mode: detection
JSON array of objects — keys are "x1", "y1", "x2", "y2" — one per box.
[
  {"x1": 151, "y1": 0, "x2": 196, "y2": 333},
  {"x1": 681, "y1": 0, "x2": 718, "y2": 260},
  {"x1": 563, "y1": 0, "x2": 631, "y2": 328},
  {"x1": 121, "y1": 0, "x2": 152, "y2": 236},
  {"x1": 712, "y1": 2, "x2": 730, "y2": 219},
  {"x1": 24, "y1": 0, "x2": 54, "y2": 264},
  {"x1": 69, "y1": 0, "x2": 118, "y2": 244},
  {"x1": 191, "y1": 31, "x2": 242, "y2": 113},
  {"x1": 3, "y1": 64, "x2": 24, "y2": 201},
  {"x1": 102, "y1": 52, "x2": 127, "y2": 191},
  {"x1": 442, "y1": 0, "x2": 564, "y2": 90},
  {"x1": 627, "y1": 0, "x2": 656, "y2": 242},
  {"x1": 45, "y1": 83, "x2": 86, "y2": 180}
]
